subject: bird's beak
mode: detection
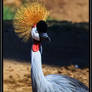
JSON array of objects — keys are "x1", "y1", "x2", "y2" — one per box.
[{"x1": 39, "y1": 33, "x2": 51, "y2": 42}]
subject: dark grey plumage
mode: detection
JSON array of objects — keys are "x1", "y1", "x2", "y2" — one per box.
[{"x1": 46, "y1": 74, "x2": 88, "y2": 92}]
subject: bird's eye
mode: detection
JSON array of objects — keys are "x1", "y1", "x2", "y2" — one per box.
[{"x1": 35, "y1": 30, "x2": 38, "y2": 33}]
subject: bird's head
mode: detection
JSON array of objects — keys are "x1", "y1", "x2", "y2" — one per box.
[{"x1": 31, "y1": 20, "x2": 51, "y2": 42}]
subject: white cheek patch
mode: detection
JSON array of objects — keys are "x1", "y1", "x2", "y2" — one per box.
[{"x1": 31, "y1": 27, "x2": 40, "y2": 41}]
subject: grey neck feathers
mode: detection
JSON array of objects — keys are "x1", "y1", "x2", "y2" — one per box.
[{"x1": 31, "y1": 44, "x2": 48, "y2": 91}]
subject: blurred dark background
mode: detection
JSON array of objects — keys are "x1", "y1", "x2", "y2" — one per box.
[{"x1": 3, "y1": 20, "x2": 89, "y2": 68}]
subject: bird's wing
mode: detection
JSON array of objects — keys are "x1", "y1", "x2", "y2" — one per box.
[{"x1": 45, "y1": 74, "x2": 89, "y2": 92}]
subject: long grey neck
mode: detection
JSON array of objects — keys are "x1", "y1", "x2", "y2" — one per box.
[{"x1": 31, "y1": 43, "x2": 48, "y2": 92}]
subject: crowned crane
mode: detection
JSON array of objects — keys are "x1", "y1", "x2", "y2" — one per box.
[{"x1": 31, "y1": 20, "x2": 89, "y2": 92}]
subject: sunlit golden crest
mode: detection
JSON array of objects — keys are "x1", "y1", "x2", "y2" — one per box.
[{"x1": 13, "y1": 2, "x2": 49, "y2": 42}]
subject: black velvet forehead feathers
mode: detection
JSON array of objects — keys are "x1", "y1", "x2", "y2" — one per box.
[{"x1": 37, "y1": 20, "x2": 48, "y2": 33}]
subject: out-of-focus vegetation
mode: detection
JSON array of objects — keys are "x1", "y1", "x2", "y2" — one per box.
[
  {"x1": 47, "y1": 16, "x2": 55, "y2": 21},
  {"x1": 3, "y1": 0, "x2": 89, "y2": 22},
  {"x1": 3, "y1": 6, "x2": 54, "y2": 20},
  {"x1": 3, "y1": 6, "x2": 15, "y2": 20}
]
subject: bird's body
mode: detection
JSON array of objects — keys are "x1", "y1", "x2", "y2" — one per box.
[
  {"x1": 31, "y1": 23, "x2": 89, "y2": 92},
  {"x1": 31, "y1": 45, "x2": 88, "y2": 92}
]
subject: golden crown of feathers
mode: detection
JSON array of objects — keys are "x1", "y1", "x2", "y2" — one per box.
[{"x1": 13, "y1": 1, "x2": 49, "y2": 42}]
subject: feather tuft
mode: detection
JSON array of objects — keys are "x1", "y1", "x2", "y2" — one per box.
[{"x1": 13, "y1": 2, "x2": 49, "y2": 42}]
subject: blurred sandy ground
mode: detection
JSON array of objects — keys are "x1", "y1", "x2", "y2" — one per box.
[{"x1": 3, "y1": 59, "x2": 89, "y2": 92}]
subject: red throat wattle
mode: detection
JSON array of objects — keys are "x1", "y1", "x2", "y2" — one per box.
[
  {"x1": 32, "y1": 24, "x2": 39, "y2": 52},
  {"x1": 33, "y1": 24, "x2": 36, "y2": 28},
  {"x1": 32, "y1": 43, "x2": 40, "y2": 52}
]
